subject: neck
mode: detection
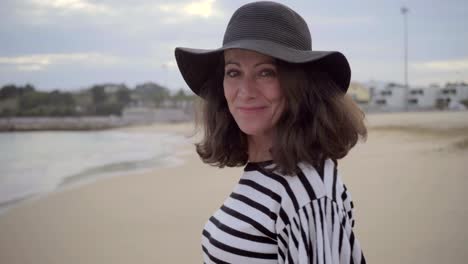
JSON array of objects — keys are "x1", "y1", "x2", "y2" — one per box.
[{"x1": 247, "y1": 133, "x2": 273, "y2": 162}]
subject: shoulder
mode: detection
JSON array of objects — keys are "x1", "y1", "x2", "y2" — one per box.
[
  {"x1": 297, "y1": 159, "x2": 353, "y2": 216},
  {"x1": 244, "y1": 159, "x2": 355, "y2": 231},
  {"x1": 278, "y1": 159, "x2": 347, "y2": 205}
]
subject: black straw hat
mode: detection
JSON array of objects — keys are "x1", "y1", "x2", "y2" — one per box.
[{"x1": 174, "y1": 1, "x2": 351, "y2": 96}]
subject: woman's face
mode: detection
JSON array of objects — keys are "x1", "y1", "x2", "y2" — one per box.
[{"x1": 223, "y1": 49, "x2": 284, "y2": 138}]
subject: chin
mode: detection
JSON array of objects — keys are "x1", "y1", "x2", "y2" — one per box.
[{"x1": 237, "y1": 123, "x2": 272, "y2": 137}]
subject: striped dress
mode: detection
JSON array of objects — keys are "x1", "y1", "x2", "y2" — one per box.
[{"x1": 201, "y1": 159, "x2": 366, "y2": 264}]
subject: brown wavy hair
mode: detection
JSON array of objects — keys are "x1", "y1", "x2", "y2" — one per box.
[{"x1": 195, "y1": 57, "x2": 367, "y2": 175}]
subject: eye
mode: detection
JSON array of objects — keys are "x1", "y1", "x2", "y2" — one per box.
[
  {"x1": 259, "y1": 68, "x2": 277, "y2": 78},
  {"x1": 225, "y1": 69, "x2": 240, "y2": 78}
]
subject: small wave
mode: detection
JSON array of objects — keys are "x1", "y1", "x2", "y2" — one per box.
[
  {"x1": 58, "y1": 155, "x2": 165, "y2": 188},
  {"x1": 0, "y1": 192, "x2": 39, "y2": 215},
  {"x1": 0, "y1": 130, "x2": 189, "y2": 216}
]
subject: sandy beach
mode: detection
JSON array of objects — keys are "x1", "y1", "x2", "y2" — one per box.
[{"x1": 0, "y1": 111, "x2": 467, "y2": 263}]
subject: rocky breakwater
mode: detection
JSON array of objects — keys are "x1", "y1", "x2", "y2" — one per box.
[{"x1": 0, "y1": 116, "x2": 131, "y2": 131}]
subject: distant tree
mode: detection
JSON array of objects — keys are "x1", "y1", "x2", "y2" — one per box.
[
  {"x1": 23, "y1": 84, "x2": 35, "y2": 94},
  {"x1": 95, "y1": 102, "x2": 123, "y2": 116},
  {"x1": 116, "y1": 87, "x2": 131, "y2": 105},
  {"x1": 50, "y1": 90, "x2": 75, "y2": 105},
  {"x1": 0, "y1": 84, "x2": 18, "y2": 99},
  {"x1": 80, "y1": 84, "x2": 131, "y2": 116},
  {"x1": 135, "y1": 82, "x2": 168, "y2": 94},
  {"x1": 0, "y1": 84, "x2": 36, "y2": 100},
  {"x1": 18, "y1": 91, "x2": 48, "y2": 110},
  {"x1": 135, "y1": 82, "x2": 170, "y2": 107},
  {"x1": 16, "y1": 89, "x2": 77, "y2": 116},
  {"x1": 90, "y1": 85, "x2": 106, "y2": 104},
  {"x1": 171, "y1": 89, "x2": 185, "y2": 107},
  {"x1": 174, "y1": 89, "x2": 187, "y2": 99},
  {"x1": 0, "y1": 108, "x2": 16, "y2": 117},
  {"x1": 170, "y1": 88, "x2": 196, "y2": 108}
]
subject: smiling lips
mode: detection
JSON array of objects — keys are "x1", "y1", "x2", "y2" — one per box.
[{"x1": 237, "y1": 106, "x2": 268, "y2": 114}]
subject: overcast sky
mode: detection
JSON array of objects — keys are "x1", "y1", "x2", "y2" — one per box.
[{"x1": 0, "y1": 0, "x2": 467, "y2": 92}]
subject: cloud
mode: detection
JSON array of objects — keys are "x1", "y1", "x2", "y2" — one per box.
[
  {"x1": 412, "y1": 58, "x2": 468, "y2": 72},
  {"x1": 162, "y1": 60, "x2": 178, "y2": 69},
  {"x1": 0, "y1": 52, "x2": 123, "y2": 71},
  {"x1": 29, "y1": 0, "x2": 114, "y2": 15},
  {"x1": 183, "y1": 0, "x2": 219, "y2": 18},
  {"x1": 17, "y1": 0, "x2": 222, "y2": 27},
  {"x1": 8, "y1": 0, "x2": 119, "y2": 27},
  {"x1": 158, "y1": 0, "x2": 222, "y2": 24},
  {"x1": 308, "y1": 15, "x2": 375, "y2": 27},
  {"x1": 409, "y1": 58, "x2": 468, "y2": 85}
]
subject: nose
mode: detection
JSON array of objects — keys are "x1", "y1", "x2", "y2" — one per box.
[{"x1": 237, "y1": 76, "x2": 257, "y2": 99}]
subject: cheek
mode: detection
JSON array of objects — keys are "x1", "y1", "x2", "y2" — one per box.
[
  {"x1": 266, "y1": 83, "x2": 283, "y2": 106},
  {"x1": 276, "y1": 99, "x2": 286, "y2": 118},
  {"x1": 266, "y1": 83, "x2": 285, "y2": 120},
  {"x1": 223, "y1": 83, "x2": 236, "y2": 109}
]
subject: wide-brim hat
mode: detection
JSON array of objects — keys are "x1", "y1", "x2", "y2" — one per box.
[{"x1": 175, "y1": 1, "x2": 351, "y2": 96}]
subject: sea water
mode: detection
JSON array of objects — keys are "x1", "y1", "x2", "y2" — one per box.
[{"x1": 0, "y1": 129, "x2": 187, "y2": 214}]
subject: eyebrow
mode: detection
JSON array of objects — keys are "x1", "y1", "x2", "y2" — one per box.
[{"x1": 224, "y1": 59, "x2": 276, "y2": 67}]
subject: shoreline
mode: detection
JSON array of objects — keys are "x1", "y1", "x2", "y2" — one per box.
[
  {"x1": 0, "y1": 110, "x2": 194, "y2": 132},
  {"x1": 0, "y1": 122, "x2": 195, "y2": 216},
  {"x1": 0, "y1": 150, "x2": 188, "y2": 216},
  {"x1": 0, "y1": 116, "x2": 132, "y2": 131}
]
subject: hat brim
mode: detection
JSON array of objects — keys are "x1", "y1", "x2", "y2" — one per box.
[{"x1": 175, "y1": 39, "x2": 351, "y2": 96}]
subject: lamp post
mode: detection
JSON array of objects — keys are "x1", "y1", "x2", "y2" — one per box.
[{"x1": 401, "y1": 6, "x2": 409, "y2": 110}]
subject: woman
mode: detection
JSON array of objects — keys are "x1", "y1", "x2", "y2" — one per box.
[{"x1": 175, "y1": 1, "x2": 367, "y2": 263}]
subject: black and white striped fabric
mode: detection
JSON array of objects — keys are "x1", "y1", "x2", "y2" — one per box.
[{"x1": 201, "y1": 159, "x2": 366, "y2": 264}]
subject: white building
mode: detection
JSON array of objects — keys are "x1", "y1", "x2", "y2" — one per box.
[
  {"x1": 363, "y1": 80, "x2": 386, "y2": 100},
  {"x1": 437, "y1": 83, "x2": 468, "y2": 110},
  {"x1": 407, "y1": 86, "x2": 440, "y2": 110},
  {"x1": 103, "y1": 83, "x2": 126, "y2": 94},
  {"x1": 371, "y1": 83, "x2": 408, "y2": 112}
]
